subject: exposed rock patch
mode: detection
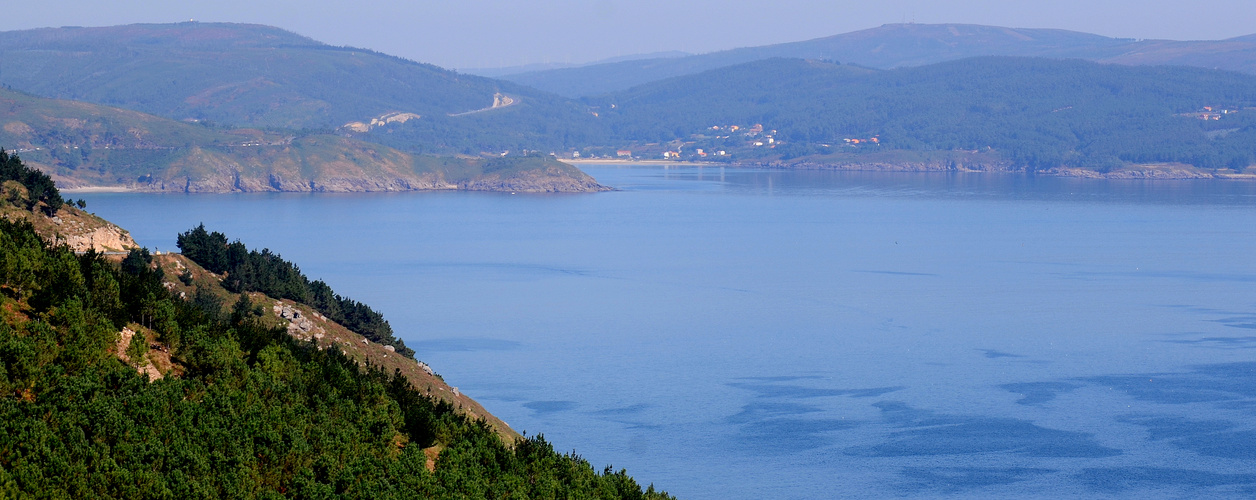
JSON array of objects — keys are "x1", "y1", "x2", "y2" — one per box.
[{"x1": 115, "y1": 326, "x2": 165, "y2": 381}]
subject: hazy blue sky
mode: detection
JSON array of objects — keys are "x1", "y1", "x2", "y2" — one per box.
[{"x1": 2, "y1": 0, "x2": 1254, "y2": 69}]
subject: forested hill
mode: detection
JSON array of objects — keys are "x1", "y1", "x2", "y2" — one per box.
[
  {"x1": 0, "y1": 153, "x2": 672, "y2": 498},
  {"x1": 0, "y1": 86, "x2": 605, "y2": 193},
  {"x1": 592, "y1": 57, "x2": 1256, "y2": 173},
  {"x1": 500, "y1": 23, "x2": 1256, "y2": 97},
  {"x1": 0, "y1": 22, "x2": 605, "y2": 153}
]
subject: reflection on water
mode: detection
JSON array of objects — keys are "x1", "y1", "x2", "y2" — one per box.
[
  {"x1": 80, "y1": 165, "x2": 1256, "y2": 499},
  {"x1": 591, "y1": 163, "x2": 1256, "y2": 205}
]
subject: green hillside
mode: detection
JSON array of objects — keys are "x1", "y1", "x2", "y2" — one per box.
[
  {"x1": 0, "y1": 22, "x2": 605, "y2": 153},
  {"x1": 0, "y1": 87, "x2": 604, "y2": 192},
  {"x1": 591, "y1": 57, "x2": 1256, "y2": 172},
  {"x1": 0, "y1": 161, "x2": 670, "y2": 498}
]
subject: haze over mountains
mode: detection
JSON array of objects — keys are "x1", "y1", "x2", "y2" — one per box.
[
  {"x1": 460, "y1": 51, "x2": 692, "y2": 78},
  {"x1": 593, "y1": 57, "x2": 1256, "y2": 173},
  {"x1": 498, "y1": 23, "x2": 1256, "y2": 97},
  {"x1": 0, "y1": 22, "x2": 602, "y2": 153},
  {"x1": 2, "y1": 21, "x2": 1256, "y2": 183}
]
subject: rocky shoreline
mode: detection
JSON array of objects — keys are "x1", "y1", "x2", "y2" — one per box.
[{"x1": 56, "y1": 167, "x2": 610, "y2": 194}]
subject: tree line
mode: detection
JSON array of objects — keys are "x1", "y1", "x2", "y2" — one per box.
[
  {"x1": 1, "y1": 149, "x2": 63, "y2": 214},
  {"x1": 176, "y1": 224, "x2": 415, "y2": 358}
]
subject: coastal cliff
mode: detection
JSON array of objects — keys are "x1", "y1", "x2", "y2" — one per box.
[{"x1": 41, "y1": 142, "x2": 608, "y2": 194}]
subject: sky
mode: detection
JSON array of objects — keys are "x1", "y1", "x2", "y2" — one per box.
[{"x1": 2, "y1": 0, "x2": 1255, "y2": 70}]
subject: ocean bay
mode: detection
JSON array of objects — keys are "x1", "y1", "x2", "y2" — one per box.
[{"x1": 81, "y1": 164, "x2": 1256, "y2": 498}]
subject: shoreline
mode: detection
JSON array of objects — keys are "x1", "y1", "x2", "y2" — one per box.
[
  {"x1": 566, "y1": 158, "x2": 1256, "y2": 181},
  {"x1": 562, "y1": 158, "x2": 720, "y2": 166},
  {"x1": 60, "y1": 186, "x2": 136, "y2": 193},
  {"x1": 58, "y1": 164, "x2": 1256, "y2": 195}
]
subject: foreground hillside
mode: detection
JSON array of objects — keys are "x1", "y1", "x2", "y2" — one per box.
[
  {"x1": 503, "y1": 23, "x2": 1256, "y2": 97},
  {"x1": 592, "y1": 57, "x2": 1256, "y2": 175},
  {"x1": 0, "y1": 87, "x2": 605, "y2": 193},
  {"x1": 0, "y1": 22, "x2": 606, "y2": 153},
  {"x1": 0, "y1": 153, "x2": 668, "y2": 498}
]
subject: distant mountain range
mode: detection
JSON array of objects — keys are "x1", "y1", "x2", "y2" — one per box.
[
  {"x1": 498, "y1": 23, "x2": 1256, "y2": 97},
  {"x1": 591, "y1": 57, "x2": 1256, "y2": 174},
  {"x1": 3, "y1": 21, "x2": 1256, "y2": 178},
  {"x1": 0, "y1": 22, "x2": 603, "y2": 153},
  {"x1": 459, "y1": 51, "x2": 691, "y2": 78}
]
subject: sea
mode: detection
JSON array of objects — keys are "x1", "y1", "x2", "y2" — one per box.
[{"x1": 79, "y1": 164, "x2": 1256, "y2": 499}]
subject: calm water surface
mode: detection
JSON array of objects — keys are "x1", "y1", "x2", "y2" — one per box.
[{"x1": 81, "y1": 165, "x2": 1256, "y2": 499}]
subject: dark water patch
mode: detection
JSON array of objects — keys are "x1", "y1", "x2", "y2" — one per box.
[
  {"x1": 847, "y1": 387, "x2": 905, "y2": 398},
  {"x1": 727, "y1": 382, "x2": 903, "y2": 400},
  {"x1": 849, "y1": 402, "x2": 1120, "y2": 458},
  {"x1": 1057, "y1": 270, "x2": 1256, "y2": 283},
  {"x1": 1217, "y1": 400, "x2": 1256, "y2": 411},
  {"x1": 1075, "y1": 466, "x2": 1256, "y2": 493},
  {"x1": 1082, "y1": 362, "x2": 1256, "y2": 404},
  {"x1": 1161, "y1": 304, "x2": 1226, "y2": 313},
  {"x1": 1212, "y1": 316, "x2": 1256, "y2": 330},
  {"x1": 727, "y1": 401, "x2": 824, "y2": 424},
  {"x1": 1001, "y1": 382, "x2": 1082, "y2": 405},
  {"x1": 979, "y1": 349, "x2": 1025, "y2": 359},
  {"x1": 1163, "y1": 336, "x2": 1256, "y2": 348},
  {"x1": 1118, "y1": 415, "x2": 1236, "y2": 441},
  {"x1": 591, "y1": 403, "x2": 652, "y2": 416},
  {"x1": 1083, "y1": 374, "x2": 1235, "y2": 404},
  {"x1": 853, "y1": 270, "x2": 939, "y2": 277},
  {"x1": 411, "y1": 338, "x2": 522, "y2": 352},
  {"x1": 1175, "y1": 430, "x2": 1256, "y2": 460},
  {"x1": 733, "y1": 375, "x2": 825, "y2": 382},
  {"x1": 899, "y1": 467, "x2": 1056, "y2": 493},
  {"x1": 1117, "y1": 415, "x2": 1256, "y2": 459},
  {"x1": 733, "y1": 417, "x2": 859, "y2": 453},
  {"x1": 727, "y1": 382, "x2": 864, "y2": 399},
  {"x1": 523, "y1": 400, "x2": 577, "y2": 414}
]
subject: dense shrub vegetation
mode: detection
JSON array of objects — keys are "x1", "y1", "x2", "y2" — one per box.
[
  {"x1": 0, "y1": 149, "x2": 62, "y2": 214},
  {"x1": 177, "y1": 224, "x2": 414, "y2": 359},
  {"x1": 0, "y1": 217, "x2": 672, "y2": 499}
]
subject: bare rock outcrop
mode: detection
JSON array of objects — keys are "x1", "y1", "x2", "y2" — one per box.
[{"x1": 61, "y1": 223, "x2": 139, "y2": 253}]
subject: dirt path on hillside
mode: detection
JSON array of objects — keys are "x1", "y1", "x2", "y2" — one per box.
[{"x1": 448, "y1": 93, "x2": 517, "y2": 116}]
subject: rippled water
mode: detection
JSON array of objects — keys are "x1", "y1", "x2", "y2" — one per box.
[{"x1": 81, "y1": 165, "x2": 1256, "y2": 499}]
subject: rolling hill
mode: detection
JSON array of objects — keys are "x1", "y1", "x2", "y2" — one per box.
[
  {"x1": 0, "y1": 22, "x2": 605, "y2": 153},
  {"x1": 591, "y1": 57, "x2": 1256, "y2": 173},
  {"x1": 500, "y1": 23, "x2": 1256, "y2": 97},
  {"x1": 0, "y1": 86, "x2": 605, "y2": 192}
]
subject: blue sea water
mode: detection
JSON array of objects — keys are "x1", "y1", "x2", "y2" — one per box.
[{"x1": 80, "y1": 165, "x2": 1256, "y2": 499}]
